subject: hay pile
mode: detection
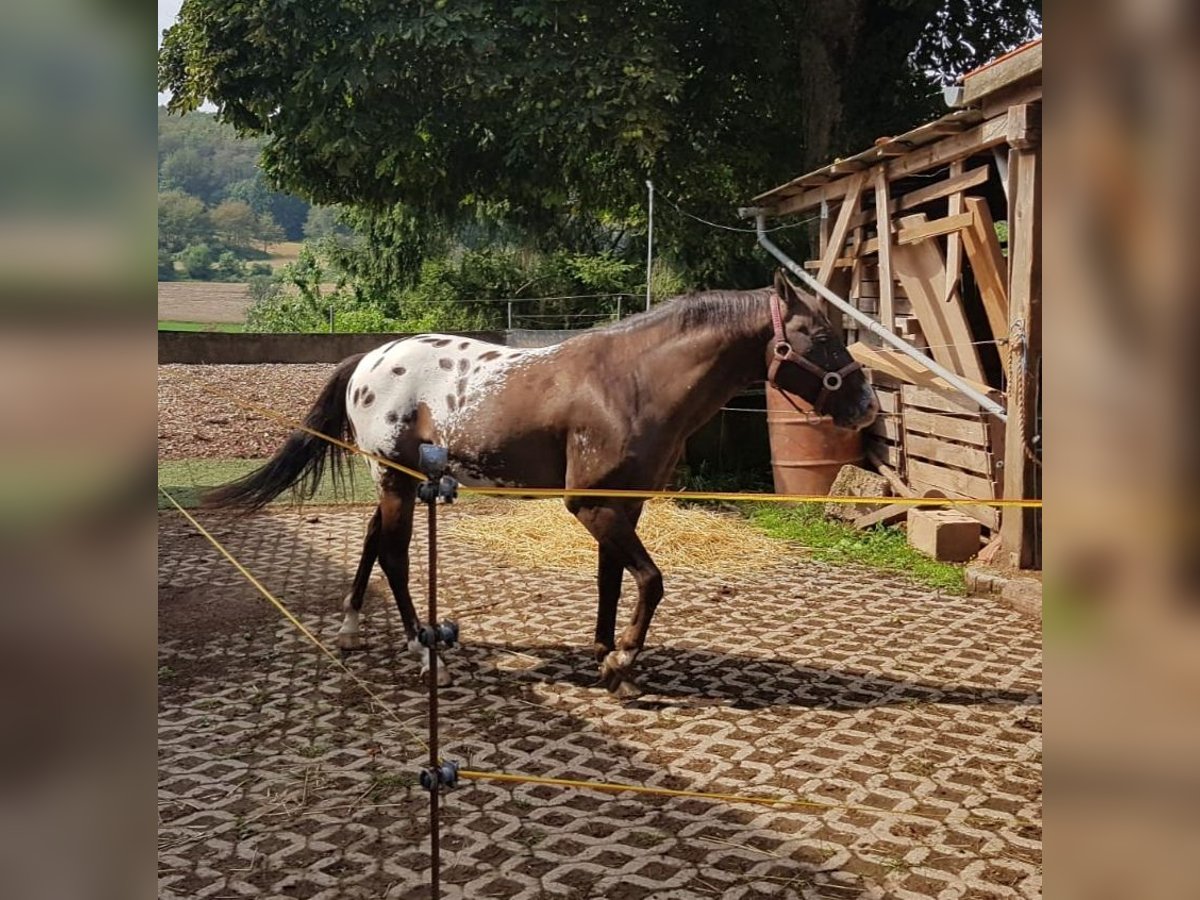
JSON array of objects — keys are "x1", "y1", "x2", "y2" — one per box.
[{"x1": 446, "y1": 498, "x2": 785, "y2": 573}]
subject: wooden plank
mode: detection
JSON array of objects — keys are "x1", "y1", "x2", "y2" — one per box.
[
  {"x1": 874, "y1": 166, "x2": 896, "y2": 334},
  {"x1": 891, "y1": 217, "x2": 987, "y2": 382},
  {"x1": 944, "y1": 161, "x2": 964, "y2": 304},
  {"x1": 849, "y1": 166, "x2": 990, "y2": 229},
  {"x1": 848, "y1": 342, "x2": 997, "y2": 404},
  {"x1": 874, "y1": 388, "x2": 900, "y2": 414},
  {"x1": 901, "y1": 383, "x2": 988, "y2": 416},
  {"x1": 817, "y1": 172, "x2": 865, "y2": 286},
  {"x1": 771, "y1": 118, "x2": 1008, "y2": 217},
  {"x1": 905, "y1": 433, "x2": 993, "y2": 476},
  {"x1": 962, "y1": 40, "x2": 1042, "y2": 106},
  {"x1": 1007, "y1": 102, "x2": 1041, "y2": 150},
  {"x1": 868, "y1": 456, "x2": 915, "y2": 497},
  {"x1": 863, "y1": 441, "x2": 903, "y2": 469},
  {"x1": 868, "y1": 415, "x2": 902, "y2": 441},
  {"x1": 1000, "y1": 144, "x2": 1041, "y2": 569},
  {"x1": 903, "y1": 409, "x2": 990, "y2": 446},
  {"x1": 982, "y1": 80, "x2": 1043, "y2": 120},
  {"x1": 907, "y1": 459, "x2": 994, "y2": 500},
  {"x1": 961, "y1": 197, "x2": 1011, "y2": 369},
  {"x1": 850, "y1": 212, "x2": 975, "y2": 259},
  {"x1": 895, "y1": 212, "x2": 975, "y2": 246},
  {"x1": 853, "y1": 502, "x2": 911, "y2": 530}
]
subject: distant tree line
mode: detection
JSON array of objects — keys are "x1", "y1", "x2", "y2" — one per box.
[
  {"x1": 160, "y1": 1, "x2": 1041, "y2": 325},
  {"x1": 158, "y1": 108, "x2": 346, "y2": 281}
]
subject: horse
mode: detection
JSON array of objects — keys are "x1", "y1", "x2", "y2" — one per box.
[{"x1": 205, "y1": 271, "x2": 879, "y2": 697}]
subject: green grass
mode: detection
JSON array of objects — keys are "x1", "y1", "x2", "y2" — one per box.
[
  {"x1": 746, "y1": 503, "x2": 966, "y2": 594},
  {"x1": 157, "y1": 457, "x2": 377, "y2": 509},
  {"x1": 158, "y1": 320, "x2": 244, "y2": 332}
]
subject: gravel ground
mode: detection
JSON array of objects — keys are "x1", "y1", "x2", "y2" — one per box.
[{"x1": 158, "y1": 364, "x2": 335, "y2": 460}]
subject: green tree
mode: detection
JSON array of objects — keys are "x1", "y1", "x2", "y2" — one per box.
[
  {"x1": 158, "y1": 190, "x2": 210, "y2": 253},
  {"x1": 158, "y1": 248, "x2": 178, "y2": 281},
  {"x1": 303, "y1": 206, "x2": 347, "y2": 241},
  {"x1": 179, "y1": 243, "x2": 215, "y2": 280},
  {"x1": 214, "y1": 250, "x2": 246, "y2": 280},
  {"x1": 161, "y1": 1, "x2": 1039, "y2": 287},
  {"x1": 209, "y1": 199, "x2": 258, "y2": 251},
  {"x1": 256, "y1": 212, "x2": 286, "y2": 250}
]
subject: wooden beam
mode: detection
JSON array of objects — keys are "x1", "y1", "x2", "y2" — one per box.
[
  {"x1": 874, "y1": 166, "x2": 896, "y2": 334},
  {"x1": 1000, "y1": 144, "x2": 1041, "y2": 569},
  {"x1": 849, "y1": 342, "x2": 997, "y2": 404},
  {"x1": 961, "y1": 197, "x2": 1011, "y2": 369},
  {"x1": 962, "y1": 40, "x2": 1042, "y2": 106},
  {"x1": 816, "y1": 172, "x2": 865, "y2": 287},
  {"x1": 1007, "y1": 102, "x2": 1041, "y2": 151},
  {"x1": 849, "y1": 166, "x2": 991, "y2": 229},
  {"x1": 944, "y1": 161, "x2": 964, "y2": 304},
  {"x1": 891, "y1": 214, "x2": 988, "y2": 383},
  {"x1": 867, "y1": 453, "x2": 915, "y2": 497},
  {"x1": 772, "y1": 117, "x2": 1008, "y2": 217},
  {"x1": 895, "y1": 212, "x2": 975, "y2": 246}
]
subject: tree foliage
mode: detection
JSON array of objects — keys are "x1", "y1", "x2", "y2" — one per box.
[{"x1": 161, "y1": 1, "x2": 1040, "y2": 290}]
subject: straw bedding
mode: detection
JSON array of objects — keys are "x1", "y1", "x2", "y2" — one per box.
[{"x1": 446, "y1": 498, "x2": 784, "y2": 573}]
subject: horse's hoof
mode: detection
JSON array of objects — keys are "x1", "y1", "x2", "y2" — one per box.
[{"x1": 336, "y1": 632, "x2": 364, "y2": 652}]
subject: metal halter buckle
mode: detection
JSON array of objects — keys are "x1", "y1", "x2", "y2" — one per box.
[
  {"x1": 821, "y1": 371, "x2": 843, "y2": 392},
  {"x1": 773, "y1": 341, "x2": 793, "y2": 360}
]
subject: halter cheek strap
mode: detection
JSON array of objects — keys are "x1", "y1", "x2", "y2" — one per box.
[{"x1": 767, "y1": 292, "x2": 863, "y2": 413}]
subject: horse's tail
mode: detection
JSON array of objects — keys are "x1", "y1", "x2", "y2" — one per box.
[{"x1": 203, "y1": 353, "x2": 366, "y2": 511}]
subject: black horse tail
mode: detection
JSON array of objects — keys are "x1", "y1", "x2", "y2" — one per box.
[{"x1": 203, "y1": 353, "x2": 366, "y2": 511}]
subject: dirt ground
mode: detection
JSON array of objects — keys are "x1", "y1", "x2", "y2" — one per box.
[
  {"x1": 158, "y1": 500, "x2": 1042, "y2": 899},
  {"x1": 159, "y1": 282, "x2": 255, "y2": 324},
  {"x1": 158, "y1": 364, "x2": 336, "y2": 460}
]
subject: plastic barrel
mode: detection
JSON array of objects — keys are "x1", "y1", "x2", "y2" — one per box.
[{"x1": 765, "y1": 384, "x2": 863, "y2": 495}]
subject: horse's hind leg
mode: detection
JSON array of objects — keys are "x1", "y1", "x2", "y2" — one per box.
[
  {"x1": 337, "y1": 506, "x2": 381, "y2": 651},
  {"x1": 376, "y1": 482, "x2": 451, "y2": 685}
]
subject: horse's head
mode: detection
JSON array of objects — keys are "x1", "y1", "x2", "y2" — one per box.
[{"x1": 766, "y1": 270, "x2": 879, "y2": 430}]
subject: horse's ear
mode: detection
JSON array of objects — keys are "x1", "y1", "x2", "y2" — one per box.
[{"x1": 775, "y1": 269, "x2": 825, "y2": 320}]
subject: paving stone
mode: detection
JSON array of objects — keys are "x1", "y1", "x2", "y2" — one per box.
[{"x1": 159, "y1": 503, "x2": 1042, "y2": 899}]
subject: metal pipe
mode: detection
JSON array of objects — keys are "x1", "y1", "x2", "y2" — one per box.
[{"x1": 746, "y1": 210, "x2": 1007, "y2": 421}]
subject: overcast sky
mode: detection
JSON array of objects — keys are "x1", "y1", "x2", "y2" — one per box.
[{"x1": 157, "y1": 0, "x2": 182, "y2": 105}]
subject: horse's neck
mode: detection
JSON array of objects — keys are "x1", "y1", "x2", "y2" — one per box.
[{"x1": 628, "y1": 303, "x2": 770, "y2": 433}]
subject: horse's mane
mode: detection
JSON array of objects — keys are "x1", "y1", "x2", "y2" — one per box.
[{"x1": 599, "y1": 288, "x2": 770, "y2": 335}]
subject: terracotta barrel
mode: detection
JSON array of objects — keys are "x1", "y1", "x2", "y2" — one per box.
[{"x1": 765, "y1": 385, "x2": 863, "y2": 495}]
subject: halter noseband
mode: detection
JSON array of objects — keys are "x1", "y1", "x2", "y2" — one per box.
[{"x1": 767, "y1": 291, "x2": 862, "y2": 413}]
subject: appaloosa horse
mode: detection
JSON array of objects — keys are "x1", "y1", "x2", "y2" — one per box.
[{"x1": 206, "y1": 272, "x2": 879, "y2": 696}]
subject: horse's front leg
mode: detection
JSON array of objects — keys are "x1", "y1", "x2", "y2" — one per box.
[
  {"x1": 337, "y1": 506, "x2": 381, "y2": 651},
  {"x1": 377, "y1": 484, "x2": 451, "y2": 686},
  {"x1": 571, "y1": 501, "x2": 656, "y2": 698}
]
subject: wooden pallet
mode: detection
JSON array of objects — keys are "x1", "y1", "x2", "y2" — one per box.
[
  {"x1": 900, "y1": 384, "x2": 1005, "y2": 530},
  {"x1": 863, "y1": 374, "x2": 905, "y2": 475}
]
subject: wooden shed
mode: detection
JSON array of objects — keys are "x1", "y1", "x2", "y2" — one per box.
[{"x1": 750, "y1": 40, "x2": 1042, "y2": 569}]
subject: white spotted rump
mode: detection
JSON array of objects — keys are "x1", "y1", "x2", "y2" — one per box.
[{"x1": 345, "y1": 335, "x2": 560, "y2": 486}]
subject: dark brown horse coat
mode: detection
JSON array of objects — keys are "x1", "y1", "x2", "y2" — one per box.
[{"x1": 207, "y1": 273, "x2": 879, "y2": 695}]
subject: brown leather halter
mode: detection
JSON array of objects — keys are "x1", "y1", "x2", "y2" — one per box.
[{"x1": 767, "y1": 291, "x2": 863, "y2": 413}]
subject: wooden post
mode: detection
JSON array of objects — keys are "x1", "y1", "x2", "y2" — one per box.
[
  {"x1": 1000, "y1": 113, "x2": 1041, "y2": 569},
  {"x1": 943, "y1": 160, "x2": 964, "y2": 303},
  {"x1": 873, "y1": 166, "x2": 896, "y2": 336},
  {"x1": 817, "y1": 172, "x2": 865, "y2": 287}
]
